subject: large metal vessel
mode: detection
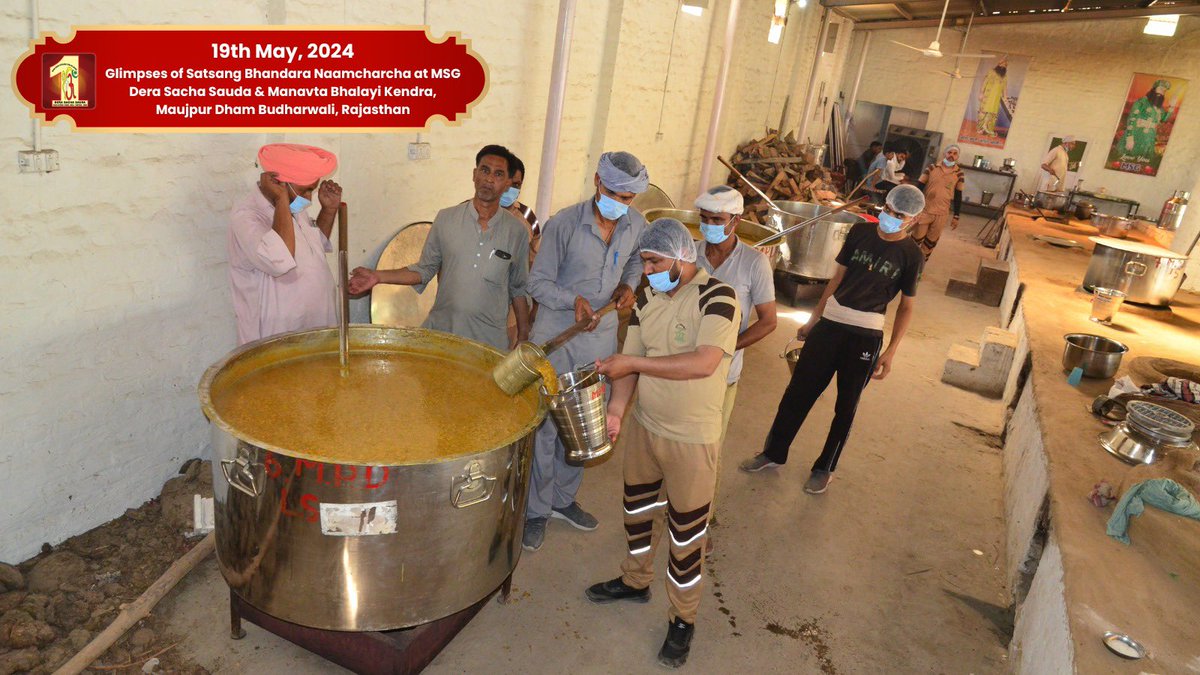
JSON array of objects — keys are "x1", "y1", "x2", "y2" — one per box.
[
  {"x1": 643, "y1": 208, "x2": 782, "y2": 266},
  {"x1": 1157, "y1": 190, "x2": 1189, "y2": 232},
  {"x1": 199, "y1": 326, "x2": 545, "y2": 631},
  {"x1": 1083, "y1": 237, "x2": 1189, "y2": 307},
  {"x1": 769, "y1": 201, "x2": 866, "y2": 280}
]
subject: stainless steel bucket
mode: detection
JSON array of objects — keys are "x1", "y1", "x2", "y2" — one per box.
[
  {"x1": 543, "y1": 366, "x2": 611, "y2": 463},
  {"x1": 199, "y1": 326, "x2": 545, "y2": 631},
  {"x1": 769, "y1": 201, "x2": 866, "y2": 280}
]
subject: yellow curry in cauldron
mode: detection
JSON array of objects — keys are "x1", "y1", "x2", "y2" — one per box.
[{"x1": 211, "y1": 350, "x2": 548, "y2": 465}]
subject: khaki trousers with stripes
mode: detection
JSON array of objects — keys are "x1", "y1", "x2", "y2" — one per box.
[{"x1": 619, "y1": 413, "x2": 719, "y2": 624}]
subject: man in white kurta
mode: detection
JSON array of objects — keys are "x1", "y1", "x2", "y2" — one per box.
[
  {"x1": 1037, "y1": 136, "x2": 1074, "y2": 192},
  {"x1": 227, "y1": 143, "x2": 342, "y2": 345}
]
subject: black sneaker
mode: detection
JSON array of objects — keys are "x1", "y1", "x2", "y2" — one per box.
[
  {"x1": 585, "y1": 577, "x2": 650, "y2": 604},
  {"x1": 657, "y1": 617, "x2": 694, "y2": 668}
]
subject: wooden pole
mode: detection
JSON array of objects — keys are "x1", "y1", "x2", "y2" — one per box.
[{"x1": 53, "y1": 533, "x2": 216, "y2": 675}]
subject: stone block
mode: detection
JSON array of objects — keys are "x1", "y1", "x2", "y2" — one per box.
[{"x1": 942, "y1": 327, "x2": 1018, "y2": 398}]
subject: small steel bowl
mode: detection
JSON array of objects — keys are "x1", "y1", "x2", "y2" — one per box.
[{"x1": 1102, "y1": 632, "x2": 1146, "y2": 660}]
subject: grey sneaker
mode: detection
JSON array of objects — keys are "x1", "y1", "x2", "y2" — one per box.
[
  {"x1": 551, "y1": 502, "x2": 599, "y2": 531},
  {"x1": 804, "y1": 471, "x2": 833, "y2": 495},
  {"x1": 522, "y1": 516, "x2": 547, "y2": 551},
  {"x1": 739, "y1": 454, "x2": 780, "y2": 473}
]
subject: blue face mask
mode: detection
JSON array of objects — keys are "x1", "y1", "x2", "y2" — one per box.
[
  {"x1": 943, "y1": 158, "x2": 957, "y2": 167},
  {"x1": 500, "y1": 186, "x2": 520, "y2": 208},
  {"x1": 700, "y1": 223, "x2": 732, "y2": 245},
  {"x1": 646, "y1": 260, "x2": 680, "y2": 293},
  {"x1": 287, "y1": 184, "x2": 311, "y2": 215},
  {"x1": 878, "y1": 211, "x2": 905, "y2": 234},
  {"x1": 596, "y1": 193, "x2": 629, "y2": 220}
]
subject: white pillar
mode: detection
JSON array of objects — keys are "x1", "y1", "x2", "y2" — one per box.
[
  {"x1": 845, "y1": 31, "x2": 872, "y2": 122},
  {"x1": 534, "y1": 0, "x2": 577, "y2": 220},
  {"x1": 796, "y1": 7, "x2": 832, "y2": 144},
  {"x1": 698, "y1": 0, "x2": 742, "y2": 191}
]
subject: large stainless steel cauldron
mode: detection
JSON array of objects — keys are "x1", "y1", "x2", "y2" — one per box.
[
  {"x1": 770, "y1": 201, "x2": 866, "y2": 280},
  {"x1": 643, "y1": 208, "x2": 782, "y2": 267},
  {"x1": 1083, "y1": 237, "x2": 1189, "y2": 307},
  {"x1": 198, "y1": 326, "x2": 545, "y2": 631}
]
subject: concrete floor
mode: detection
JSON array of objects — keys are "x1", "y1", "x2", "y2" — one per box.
[{"x1": 161, "y1": 216, "x2": 1011, "y2": 673}]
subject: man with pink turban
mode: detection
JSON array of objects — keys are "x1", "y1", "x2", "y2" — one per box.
[{"x1": 227, "y1": 143, "x2": 343, "y2": 344}]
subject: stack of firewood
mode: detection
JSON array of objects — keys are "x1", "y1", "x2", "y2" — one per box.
[{"x1": 724, "y1": 130, "x2": 837, "y2": 223}]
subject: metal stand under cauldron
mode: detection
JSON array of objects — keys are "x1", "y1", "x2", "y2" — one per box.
[{"x1": 229, "y1": 576, "x2": 512, "y2": 675}]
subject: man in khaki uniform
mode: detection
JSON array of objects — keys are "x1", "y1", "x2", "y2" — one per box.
[
  {"x1": 585, "y1": 218, "x2": 740, "y2": 669},
  {"x1": 911, "y1": 144, "x2": 965, "y2": 260}
]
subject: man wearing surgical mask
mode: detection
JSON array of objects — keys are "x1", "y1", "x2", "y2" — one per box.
[
  {"x1": 521, "y1": 151, "x2": 649, "y2": 552},
  {"x1": 693, "y1": 186, "x2": 777, "y2": 550},
  {"x1": 740, "y1": 185, "x2": 926, "y2": 497},
  {"x1": 228, "y1": 143, "x2": 343, "y2": 345},
  {"x1": 588, "y1": 218, "x2": 740, "y2": 669},
  {"x1": 502, "y1": 153, "x2": 541, "y2": 348},
  {"x1": 912, "y1": 144, "x2": 965, "y2": 260}
]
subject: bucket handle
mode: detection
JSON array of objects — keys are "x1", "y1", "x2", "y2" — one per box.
[
  {"x1": 451, "y1": 461, "x2": 497, "y2": 508},
  {"x1": 221, "y1": 454, "x2": 264, "y2": 498},
  {"x1": 779, "y1": 338, "x2": 805, "y2": 359},
  {"x1": 1124, "y1": 261, "x2": 1147, "y2": 277}
]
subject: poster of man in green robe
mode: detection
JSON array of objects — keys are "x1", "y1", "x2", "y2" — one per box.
[{"x1": 1106, "y1": 73, "x2": 1189, "y2": 177}]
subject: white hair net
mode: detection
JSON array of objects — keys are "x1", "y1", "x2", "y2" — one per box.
[
  {"x1": 886, "y1": 184, "x2": 926, "y2": 217},
  {"x1": 639, "y1": 218, "x2": 698, "y2": 263},
  {"x1": 597, "y1": 151, "x2": 649, "y2": 194},
  {"x1": 1062, "y1": 135, "x2": 1075, "y2": 144},
  {"x1": 694, "y1": 185, "x2": 744, "y2": 215},
  {"x1": 943, "y1": 144, "x2": 961, "y2": 155}
]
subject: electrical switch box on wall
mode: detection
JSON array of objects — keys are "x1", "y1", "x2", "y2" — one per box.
[
  {"x1": 408, "y1": 142, "x2": 431, "y2": 160},
  {"x1": 18, "y1": 149, "x2": 60, "y2": 173}
]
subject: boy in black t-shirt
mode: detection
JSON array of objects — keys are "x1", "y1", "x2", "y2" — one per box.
[{"x1": 739, "y1": 185, "x2": 927, "y2": 495}]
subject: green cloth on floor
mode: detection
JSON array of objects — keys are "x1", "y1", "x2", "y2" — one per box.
[{"x1": 1107, "y1": 478, "x2": 1200, "y2": 545}]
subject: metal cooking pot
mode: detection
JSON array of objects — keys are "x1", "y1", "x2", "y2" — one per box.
[
  {"x1": 1036, "y1": 191, "x2": 1068, "y2": 211},
  {"x1": 1083, "y1": 237, "x2": 1189, "y2": 306},
  {"x1": 769, "y1": 201, "x2": 866, "y2": 280},
  {"x1": 1074, "y1": 201, "x2": 1095, "y2": 220},
  {"x1": 642, "y1": 208, "x2": 782, "y2": 267},
  {"x1": 1090, "y1": 213, "x2": 1130, "y2": 238},
  {"x1": 199, "y1": 326, "x2": 545, "y2": 631},
  {"x1": 1062, "y1": 333, "x2": 1128, "y2": 379}
]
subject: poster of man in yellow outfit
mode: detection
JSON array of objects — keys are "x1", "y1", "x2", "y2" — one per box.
[{"x1": 958, "y1": 52, "x2": 1032, "y2": 149}]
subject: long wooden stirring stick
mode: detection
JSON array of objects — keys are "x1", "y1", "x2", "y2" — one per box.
[{"x1": 337, "y1": 203, "x2": 350, "y2": 372}]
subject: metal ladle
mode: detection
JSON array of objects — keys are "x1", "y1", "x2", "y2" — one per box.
[{"x1": 492, "y1": 301, "x2": 618, "y2": 395}]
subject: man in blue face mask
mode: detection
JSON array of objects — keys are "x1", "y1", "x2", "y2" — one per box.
[
  {"x1": 740, "y1": 184, "x2": 926, "y2": 496},
  {"x1": 520, "y1": 151, "x2": 650, "y2": 552},
  {"x1": 587, "y1": 218, "x2": 740, "y2": 669},
  {"x1": 228, "y1": 143, "x2": 342, "y2": 345},
  {"x1": 693, "y1": 185, "x2": 777, "y2": 549}
]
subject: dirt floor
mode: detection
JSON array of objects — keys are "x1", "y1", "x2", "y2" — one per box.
[
  {"x1": 0, "y1": 460, "x2": 212, "y2": 674},
  {"x1": 5, "y1": 216, "x2": 1013, "y2": 673}
]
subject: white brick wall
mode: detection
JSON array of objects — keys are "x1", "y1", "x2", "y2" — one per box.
[
  {"x1": 841, "y1": 17, "x2": 1200, "y2": 289},
  {"x1": 0, "y1": 1, "x2": 851, "y2": 562}
]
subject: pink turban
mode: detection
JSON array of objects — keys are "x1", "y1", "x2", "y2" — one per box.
[{"x1": 257, "y1": 143, "x2": 337, "y2": 185}]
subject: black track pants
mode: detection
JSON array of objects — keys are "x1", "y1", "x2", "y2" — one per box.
[{"x1": 762, "y1": 319, "x2": 882, "y2": 473}]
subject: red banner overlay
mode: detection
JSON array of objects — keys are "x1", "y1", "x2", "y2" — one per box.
[{"x1": 12, "y1": 26, "x2": 488, "y2": 132}]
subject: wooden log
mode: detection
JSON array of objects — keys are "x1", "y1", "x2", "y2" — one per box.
[{"x1": 54, "y1": 533, "x2": 216, "y2": 675}]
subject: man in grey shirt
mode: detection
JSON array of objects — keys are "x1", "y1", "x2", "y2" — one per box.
[
  {"x1": 522, "y1": 151, "x2": 649, "y2": 552},
  {"x1": 349, "y1": 145, "x2": 531, "y2": 350},
  {"x1": 692, "y1": 185, "x2": 777, "y2": 550}
]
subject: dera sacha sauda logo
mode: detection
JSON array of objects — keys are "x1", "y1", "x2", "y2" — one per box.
[{"x1": 43, "y1": 53, "x2": 96, "y2": 109}]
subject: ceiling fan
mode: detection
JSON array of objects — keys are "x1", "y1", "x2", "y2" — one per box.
[
  {"x1": 893, "y1": 0, "x2": 995, "y2": 60},
  {"x1": 932, "y1": 13, "x2": 981, "y2": 78}
]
